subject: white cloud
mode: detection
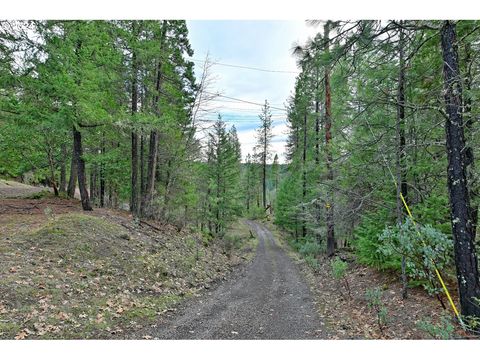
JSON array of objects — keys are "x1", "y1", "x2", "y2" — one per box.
[
  {"x1": 236, "y1": 121, "x2": 288, "y2": 163},
  {"x1": 187, "y1": 20, "x2": 318, "y2": 163}
]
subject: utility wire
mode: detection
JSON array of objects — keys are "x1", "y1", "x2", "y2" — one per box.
[
  {"x1": 203, "y1": 91, "x2": 287, "y2": 112},
  {"x1": 212, "y1": 98, "x2": 286, "y2": 106},
  {"x1": 191, "y1": 58, "x2": 299, "y2": 74}
]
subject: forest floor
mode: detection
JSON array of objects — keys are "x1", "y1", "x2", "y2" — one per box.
[
  {"x1": 266, "y1": 223, "x2": 473, "y2": 339},
  {"x1": 0, "y1": 182, "x2": 257, "y2": 339}
]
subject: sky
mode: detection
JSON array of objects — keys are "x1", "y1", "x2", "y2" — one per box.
[{"x1": 186, "y1": 21, "x2": 318, "y2": 163}]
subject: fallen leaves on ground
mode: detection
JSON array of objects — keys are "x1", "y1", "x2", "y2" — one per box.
[{"x1": 0, "y1": 198, "x2": 256, "y2": 339}]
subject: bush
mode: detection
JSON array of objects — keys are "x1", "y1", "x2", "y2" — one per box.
[
  {"x1": 25, "y1": 189, "x2": 51, "y2": 199},
  {"x1": 304, "y1": 255, "x2": 319, "y2": 269},
  {"x1": 377, "y1": 218, "x2": 453, "y2": 295},
  {"x1": 331, "y1": 257, "x2": 348, "y2": 279},
  {"x1": 365, "y1": 287, "x2": 388, "y2": 334},
  {"x1": 418, "y1": 313, "x2": 456, "y2": 339},
  {"x1": 413, "y1": 194, "x2": 451, "y2": 236},
  {"x1": 352, "y1": 209, "x2": 395, "y2": 269},
  {"x1": 299, "y1": 240, "x2": 322, "y2": 257},
  {"x1": 287, "y1": 237, "x2": 302, "y2": 252},
  {"x1": 331, "y1": 257, "x2": 351, "y2": 299}
]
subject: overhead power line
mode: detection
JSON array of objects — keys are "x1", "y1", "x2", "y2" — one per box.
[
  {"x1": 213, "y1": 98, "x2": 286, "y2": 107},
  {"x1": 203, "y1": 91, "x2": 287, "y2": 112},
  {"x1": 191, "y1": 58, "x2": 299, "y2": 74}
]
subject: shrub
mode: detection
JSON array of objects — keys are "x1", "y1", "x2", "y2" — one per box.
[
  {"x1": 299, "y1": 240, "x2": 322, "y2": 257},
  {"x1": 365, "y1": 287, "x2": 388, "y2": 334},
  {"x1": 248, "y1": 206, "x2": 267, "y2": 220},
  {"x1": 25, "y1": 189, "x2": 51, "y2": 199},
  {"x1": 331, "y1": 257, "x2": 348, "y2": 279},
  {"x1": 305, "y1": 255, "x2": 319, "y2": 269},
  {"x1": 331, "y1": 257, "x2": 351, "y2": 299},
  {"x1": 377, "y1": 218, "x2": 453, "y2": 295},
  {"x1": 418, "y1": 313, "x2": 456, "y2": 339},
  {"x1": 352, "y1": 209, "x2": 395, "y2": 269},
  {"x1": 288, "y1": 237, "x2": 302, "y2": 253}
]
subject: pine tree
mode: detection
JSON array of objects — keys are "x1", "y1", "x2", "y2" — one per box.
[
  {"x1": 254, "y1": 100, "x2": 273, "y2": 210},
  {"x1": 205, "y1": 115, "x2": 242, "y2": 236}
]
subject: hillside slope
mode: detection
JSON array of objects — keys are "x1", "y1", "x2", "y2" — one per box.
[{"x1": 0, "y1": 195, "x2": 256, "y2": 339}]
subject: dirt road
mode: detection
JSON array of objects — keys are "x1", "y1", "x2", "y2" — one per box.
[{"x1": 148, "y1": 220, "x2": 326, "y2": 339}]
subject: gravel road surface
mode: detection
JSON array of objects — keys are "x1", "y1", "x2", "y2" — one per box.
[{"x1": 148, "y1": 220, "x2": 326, "y2": 339}]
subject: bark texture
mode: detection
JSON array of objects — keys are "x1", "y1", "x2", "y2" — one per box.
[
  {"x1": 73, "y1": 126, "x2": 92, "y2": 211},
  {"x1": 441, "y1": 21, "x2": 480, "y2": 322}
]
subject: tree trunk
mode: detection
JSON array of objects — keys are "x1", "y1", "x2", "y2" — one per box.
[
  {"x1": 324, "y1": 22, "x2": 336, "y2": 257},
  {"x1": 262, "y1": 144, "x2": 267, "y2": 210},
  {"x1": 140, "y1": 133, "x2": 145, "y2": 195},
  {"x1": 67, "y1": 137, "x2": 77, "y2": 198},
  {"x1": 164, "y1": 158, "x2": 171, "y2": 206},
  {"x1": 73, "y1": 126, "x2": 92, "y2": 211},
  {"x1": 315, "y1": 67, "x2": 322, "y2": 246},
  {"x1": 90, "y1": 165, "x2": 96, "y2": 205},
  {"x1": 395, "y1": 25, "x2": 408, "y2": 300},
  {"x1": 46, "y1": 142, "x2": 59, "y2": 197},
  {"x1": 99, "y1": 133, "x2": 105, "y2": 207},
  {"x1": 463, "y1": 42, "x2": 478, "y2": 243},
  {"x1": 130, "y1": 47, "x2": 139, "y2": 216},
  {"x1": 60, "y1": 142, "x2": 67, "y2": 193},
  {"x1": 107, "y1": 180, "x2": 112, "y2": 208},
  {"x1": 441, "y1": 20, "x2": 480, "y2": 323},
  {"x1": 302, "y1": 112, "x2": 307, "y2": 238},
  {"x1": 143, "y1": 130, "x2": 159, "y2": 216},
  {"x1": 315, "y1": 67, "x2": 320, "y2": 165},
  {"x1": 246, "y1": 162, "x2": 251, "y2": 211},
  {"x1": 143, "y1": 23, "x2": 167, "y2": 216}
]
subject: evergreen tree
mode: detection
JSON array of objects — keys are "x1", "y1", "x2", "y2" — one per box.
[
  {"x1": 254, "y1": 100, "x2": 273, "y2": 210},
  {"x1": 205, "y1": 115, "x2": 242, "y2": 236}
]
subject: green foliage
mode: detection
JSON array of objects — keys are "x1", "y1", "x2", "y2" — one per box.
[
  {"x1": 304, "y1": 255, "x2": 319, "y2": 269},
  {"x1": 331, "y1": 257, "x2": 348, "y2": 280},
  {"x1": 331, "y1": 257, "x2": 352, "y2": 299},
  {"x1": 275, "y1": 172, "x2": 302, "y2": 234},
  {"x1": 377, "y1": 218, "x2": 454, "y2": 294},
  {"x1": 203, "y1": 116, "x2": 243, "y2": 236},
  {"x1": 365, "y1": 287, "x2": 388, "y2": 332},
  {"x1": 24, "y1": 190, "x2": 51, "y2": 200},
  {"x1": 413, "y1": 194, "x2": 451, "y2": 236},
  {"x1": 248, "y1": 206, "x2": 267, "y2": 220},
  {"x1": 352, "y1": 209, "x2": 395, "y2": 269},
  {"x1": 418, "y1": 313, "x2": 456, "y2": 339},
  {"x1": 299, "y1": 240, "x2": 322, "y2": 258},
  {"x1": 275, "y1": 22, "x2": 480, "y2": 319}
]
